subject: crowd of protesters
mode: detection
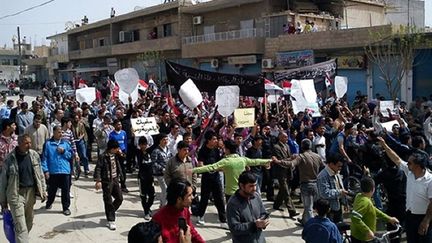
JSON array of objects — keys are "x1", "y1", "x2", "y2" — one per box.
[{"x1": 0, "y1": 77, "x2": 431, "y2": 243}]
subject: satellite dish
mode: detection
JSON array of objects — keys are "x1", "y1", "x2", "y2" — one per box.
[
  {"x1": 134, "y1": 6, "x2": 143, "y2": 11},
  {"x1": 65, "y1": 21, "x2": 75, "y2": 31}
]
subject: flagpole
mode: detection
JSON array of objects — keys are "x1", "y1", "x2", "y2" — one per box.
[{"x1": 275, "y1": 91, "x2": 280, "y2": 114}]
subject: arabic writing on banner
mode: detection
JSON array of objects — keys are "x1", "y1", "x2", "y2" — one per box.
[
  {"x1": 165, "y1": 61, "x2": 264, "y2": 97},
  {"x1": 379, "y1": 100, "x2": 395, "y2": 117},
  {"x1": 234, "y1": 108, "x2": 255, "y2": 128},
  {"x1": 131, "y1": 117, "x2": 159, "y2": 136}
]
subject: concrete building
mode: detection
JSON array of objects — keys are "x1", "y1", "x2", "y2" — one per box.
[
  {"x1": 0, "y1": 49, "x2": 20, "y2": 82},
  {"x1": 385, "y1": 0, "x2": 425, "y2": 28}
]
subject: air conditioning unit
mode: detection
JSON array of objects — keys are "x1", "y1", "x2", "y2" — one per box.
[
  {"x1": 119, "y1": 31, "x2": 132, "y2": 43},
  {"x1": 193, "y1": 16, "x2": 202, "y2": 25},
  {"x1": 262, "y1": 59, "x2": 273, "y2": 69},
  {"x1": 211, "y1": 59, "x2": 219, "y2": 68}
]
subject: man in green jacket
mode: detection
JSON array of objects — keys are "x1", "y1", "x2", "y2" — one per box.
[
  {"x1": 0, "y1": 134, "x2": 47, "y2": 243},
  {"x1": 193, "y1": 139, "x2": 274, "y2": 202},
  {"x1": 350, "y1": 177, "x2": 398, "y2": 242}
]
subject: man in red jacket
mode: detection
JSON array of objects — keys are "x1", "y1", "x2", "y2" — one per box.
[{"x1": 152, "y1": 179, "x2": 205, "y2": 243}]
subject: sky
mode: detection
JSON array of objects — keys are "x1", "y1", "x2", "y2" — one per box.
[{"x1": 0, "y1": 0, "x2": 431, "y2": 48}]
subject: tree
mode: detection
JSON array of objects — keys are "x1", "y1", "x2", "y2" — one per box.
[{"x1": 364, "y1": 25, "x2": 430, "y2": 100}]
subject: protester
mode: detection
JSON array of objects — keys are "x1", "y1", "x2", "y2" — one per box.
[
  {"x1": 0, "y1": 134, "x2": 47, "y2": 243},
  {"x1": 136, "y1": 136, "x2": 155, "y2": 220},
  {"x1": 152, "y1": 179, "x2": 205, "y2": 243},
  {"x1": 94, "y1": 139, "x2": 124, "y2": 230},
  {"x1": 0, "y1": 119, "x2": 18, "y2": 169},
  {"x1": 24, "y1": 114, "x2": 49, "y2": 157},
  {"x1": 227, "y1": 171, "x2": 269, "y2": 243}
]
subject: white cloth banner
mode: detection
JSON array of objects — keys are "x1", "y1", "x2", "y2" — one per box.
[
  {"x1": 267, "y1": 94, "x2": 281, "y2": 104},
  {"x1": 119, "y1": 86, "x2": 139, "y2": 105},
  {"x1": 76, "y1": 87, "x2": 96, "y2": 104},
  {"x1": 380, "y1": 119, "x2": 408, "y2": 132},
  {"x1": 179, "y1": 79, "x2": 203, "y2": 109},
  {"x1": 216, "y1": 85, "x2": 240, "y2": 117},
  {"x1": 335, "y1": 76, "x2": 348, "y2": 99},
  {"x1": 290, "y1": 79, "x2": 304, "y2": 101},
  {"x1": 114, "y1": 68, "x2": 139, "y2": 94},
  {"x1": 131, "y1": 117, "x2": 159, "y2": 136},
  {"x1": 379, "y1": 100, "x2": 395, "y2": 117},
  {"x1": 300, "y1": 79, "x2": 317, "y2": 103}
]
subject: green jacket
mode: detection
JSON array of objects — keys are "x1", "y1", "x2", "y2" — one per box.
[
  {"x1": 350, "y1": 193, "x2": 391, "y2": 241},
  {"x1": 192, "y1": 154, "x2": 269, "y2": 196},
  {"x1": 0, "y1": 149, "x2": 47, "y2": 207}
]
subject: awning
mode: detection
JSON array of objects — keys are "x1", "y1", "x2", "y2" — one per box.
[{"x1": 58, "y1": 67, "x2": 109, "y2": 73}]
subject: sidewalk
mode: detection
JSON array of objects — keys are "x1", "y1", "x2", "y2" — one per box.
[{"x1": 0, "y1": 166, "x2": 304, "y2": 243}]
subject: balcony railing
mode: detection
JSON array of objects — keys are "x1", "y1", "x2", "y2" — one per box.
[{"x1": 183, "y1": 28, "x2": 264, "y2": 45}]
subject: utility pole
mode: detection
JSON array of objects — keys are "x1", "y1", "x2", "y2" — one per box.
[
  {"x1": 407, "y1": 0, "x2": 410, "y2": 27},
  {"x1": 17, "y1": 26, "x2": 22, "y2": 80}
]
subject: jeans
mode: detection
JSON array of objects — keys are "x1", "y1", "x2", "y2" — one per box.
[
  {"x1": 300, "y1": 182, "x2": 318, "y2": 225},
  {"x1": 156, "y1": 176, "x2": 167, "y2": 207},
  {"x1": 46, "y1": 174, "x2": 71, "y2": 211},
  {"x1": 75, "y1": 139, "x2": 89, "y2": 173},
  {"x1": 139, "y1": 177, "x2": 155, "y2": 215},
  {"x1": 254, "y1": 171, "x2": 263, "y2": 194},
  {"x1": 102, "y1": 178, "x2": 123, "y2": 222}
]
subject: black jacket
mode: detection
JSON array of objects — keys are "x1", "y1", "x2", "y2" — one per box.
[{"x1": 94, "y1": 151, "x2": 123, "y2": 183}]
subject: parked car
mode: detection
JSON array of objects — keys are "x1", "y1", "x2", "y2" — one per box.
[{"x1": 52, "y1": 85, "x2": 75, "y2": 97}]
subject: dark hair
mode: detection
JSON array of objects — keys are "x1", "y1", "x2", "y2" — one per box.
[
  {"x1": 33, "y1": 114, "x2": 42, "y2": 121},
  {"x1": 412, "y1": 136, "x2": 425, "y2": 149},
  {"x1": 158, "y1": 133, "x2": 168, "y2": 144},
  {"x1": 409, "y1": 152, "x2": 429, "y2": 169},
  {"x1": 360, "y1": 177, "x2": 375, "y2": 193},
  {"x1": 1, "y1": 119, "x2": 14, "y2": 132},
  {"x1": 234, "y1": 132, "x2": 242, "y2": 139},
  {"x1": 183, "y1": 132, "x2": 192, "y2": 139},
  {"x1": 301, "y1": 139, "x2": 312, "y2": 151},
  {"x1": 138, "y1": 136, "x2": 148, "y2": 145},
  {"x1": 20, "y1": 102, "x2": 28, "y2": 109},
  {"x1": 128, "y1": 221, "x2": 161, "y2": 243},
  {"x1": 113, "y1": 119, "x2": 122, "y2": 125},
  {"x1": 326, "y1": 154, "x2": 345, "y2": 165},
  {"x1": 6, "y1": 100, "x2": 13, "y2": 106},
  {"x1": 204, "y1": 130, "x2": 217, "y2": 143},
  {"x1": 345, "y1": 123, "x2": 354, "y2": 130},
  {"x1": 61, "y1": 117, "x2": 71, "y2": 127},
  {"x1": 107, "y1": 139, "x2": 120, "y2": 150},
  {"x1": 313, "y1": 199, "x2": 330, "y2": 217},
  {"x1": 238, "y1": 171, "x2": 257, "y2": 185},
  {"x1": 170, "y1": 122, "x2": 180, "y2": 129},
  {"x1": 177, "y1": 141, "x2": 189, "y2": 150},
  {"x1": 166, "y1": 179, "x2": 192, "y2": 206},
  {"x1": 223, "y1": 140, "x2": 238, "y2": 154},
  {"x1": 400, "y1": 134, "x2": 411, "y2": 145}
]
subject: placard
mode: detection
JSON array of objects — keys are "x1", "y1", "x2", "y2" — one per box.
[
  {"x1": 335, "y1": 76, "x2": 348, "y2": 99},
  {"x1": 131, "y1": 117, "x2": 159, "y2": 136},
  {"x1": 216, "y1": 85, "x2": 240, "y2": 117},
  {"x1": 178, "y1": 79, "x2": 203, "y2": 109},
  {"x1": 114, "y1": 68, "x2": 139, "y2": 94},
  {"x1": 379, "y1": 100, "x2": 395, "y2": 117},
  {"x1": 76, "y1": 87, "x2": 96, "y2": 104},
  {"x1": 300, "y1": 79, "x2": 317, "y2": 103},
  {"x1": 234, "y1": 108, "x2": 255, "y2": 128}
]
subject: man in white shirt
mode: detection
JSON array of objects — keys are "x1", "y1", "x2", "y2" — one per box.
[
  {"x1": 379, "y1": 137, "x2": 432, "y2": 243},
  {"x1": 167, "y1": 123, "x2": 183, "y2": 156},
  {"x1": 313, "y1": 124, "x2": 326, "y2": 163}
]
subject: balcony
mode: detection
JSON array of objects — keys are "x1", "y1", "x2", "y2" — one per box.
[
  {"x1": 111, "y1": 36, "x2": 181, "y2": 55},
  {"x1": 182, "y1": 28, "x2": 265, "y2": 58},
  {"x1": 47, "y1": 54, "x2": 69, "y2": 63},
  {"x1": 69, "y1": 46, "x2": 112, "y2": 60}
]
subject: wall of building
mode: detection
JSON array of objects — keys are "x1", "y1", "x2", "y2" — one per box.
[
  {"x1": 413, "y1": 49, "x2": 432, "y2": 100},
  {"x1": 385, "y1": 0, "x2": 425, "y2": 28},
  {"x1": 343, "y1": 1, "x2": 386, "y2": 28}
]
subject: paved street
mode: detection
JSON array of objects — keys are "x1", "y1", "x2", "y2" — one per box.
[{"x1": 0, "y1": 164, "x2": 304, "y2": 243}]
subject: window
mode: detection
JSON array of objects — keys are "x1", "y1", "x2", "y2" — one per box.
[
  {"x1": 133, "y1": 30, "x2": 140, "y2": 41},
  {"x1": 163, "y1": 24, "x2": 172, "y2": 37},
  {"x1": 13, "y1": 59, "x2": 18, "y2": 65},
  {"x1": 99, "y1": 38, "x2": 105, "y2": 47}
]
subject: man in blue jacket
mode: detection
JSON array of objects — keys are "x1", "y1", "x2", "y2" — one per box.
[{"x1": 41, "y1": 125, "x2": 73, "y2": 216}]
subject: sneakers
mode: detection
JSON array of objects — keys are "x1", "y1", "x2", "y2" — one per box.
[
  {"x1": 144, "y1": 214, "x2": 151, "y2": 220},
  {"x1": 196, "y1": 216, "x2": 205, "y2": 225},
  {"x1": 45, "y1": 204, "x2": 52, "y2": 210},
  {"x1": 107, "y1": 221, "x2": 116, "y2": 230},
  {"x1": 70, "y1": 192, "x2": 74, "y2": 198},
  {"x1": 63, "y1": 209, "x2": 71, "y2": 216},
  {"x1": 220, "y1": 222, "x2": 229, "y2": 230}
]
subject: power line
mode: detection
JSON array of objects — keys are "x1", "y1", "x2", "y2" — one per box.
[{"x1": 0, "y1": 0, "x2": 55, "y2": 20}]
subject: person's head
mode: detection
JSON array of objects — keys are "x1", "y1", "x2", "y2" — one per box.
[
  {"x1": 314, "y1": 198, "x2": 330, "y2": 217},
  {"x1": 33, "y1": 114, "x2": 42, "y2": 128},
  {"x1": 278, "y1": 131, "x2": 288, "y2": 143},
  {"x1": 316, "y1": 124, "x2": 325, "y2": 136},
  {"x1": 54, "y1": 108, "x2": 64, "y2": 120},
  {"x1": 52, "y1": 125, "x2": 63, "y2": 140},
  {"x1": 204, "y1": 130, "x2": 218, "y2": 149},
  {"x1": 234, "y1": 133, "x2": 243, "y2": 146},
  {"x1": 176, "y1": 141, "x2": 189, "y2": 160},
  {"x1": 17, "y1": 134, "x2": 32, "y2": 154},
  {"x1": 301, "y1": 138, "x2": 312, "y2": 151},
  {"x1": 183, "y1": 132, "x2": 192, "y2": 145},
  {"x1": 344, "y1": 123, "x2": 354, "y2": 134},
  {"x1": 261, "y1": 123, "x2": 271, "y2": 135},
  {"x1": 161, "y1": 112, "x2": 170, "y2": 123},
  {"x1": 360, "y1": 177, "x2": 375, "y2": 195},
  {"x1": 128, "y1": 221, "x2": 162, "y2": 243},
  {"x1": 392, "y1": 124, "x2": 400, "y2": 136},
  {"x1": 305, "y1": 128, "x2": 314, "y2": 141},
  {"x1": 326, "y1": 154, "x2": 344, "y2": 173},
  {"x1": 61, "y1": 117, "x2": 72, "y2": 129},
  {"x1": 407, "y1": 152, "x2": 429, "y2": 172},
  {"x1": 223, "y1": 139, "x2": 238, "y2": 155},
  {"x1": 166, "y1": 179, "x2": 193, "y2": 209},
  {"x1": 138, "y1": 136, "x2": 148, "y2": 151},
  {"x1": 20, "y1": 102, "x2": 29, "y2": 111},
  {"x1": 158, "y1": 133, "x2": 168, "y2": 148},
  {"x1": 1, "y1": 119, "x2": 16, "y2": 135},
  {"x1": 6, "y1": 100, "x2": 13, "y2": 108},
  {"x1": 170, "y1": 123, "x2": 180, "y2": 135},
  {"x1": 412, "y1": 136, "x2": 426, "y2": 150},
  {"x1": 252, "y1": 135, "x2": 263, "y2": 148},
  {"x1": 113, "y1": 119, "x2": 122, "y2": 131},
  {"x1": 107, "y1": 139, "x2": 120, "y2": 154},
  {"x1": 238, "y1": 171, "x2": 257, "y2": 198}
]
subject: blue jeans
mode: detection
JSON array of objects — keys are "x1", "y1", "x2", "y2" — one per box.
[
  {"x1": 76, "y1": 139, "x2": 89, "y2": 172},
  {"x1": 300, "y1": 182, "x2": 318, "y2": 225},
  {"x1": 254, "y1": 171, "x2": 263, "y2": 194}
]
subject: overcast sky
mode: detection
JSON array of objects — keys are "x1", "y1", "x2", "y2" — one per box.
[{"x1": 0, "y1": 0, "x2": 431, "y2": 48}]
